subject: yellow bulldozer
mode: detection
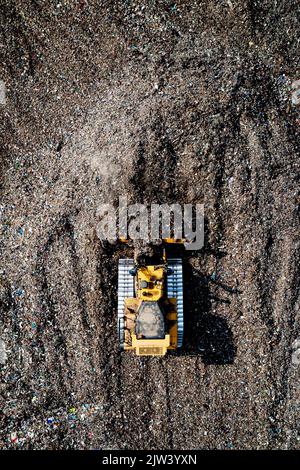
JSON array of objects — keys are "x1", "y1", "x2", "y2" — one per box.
[{"x1": 117, "y1": 240, "x2": 184, "y2": 356}]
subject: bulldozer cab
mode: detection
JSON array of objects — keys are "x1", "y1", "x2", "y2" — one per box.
[{"x1": 117, "y1": 250, "x2": 184, "y2": 356}]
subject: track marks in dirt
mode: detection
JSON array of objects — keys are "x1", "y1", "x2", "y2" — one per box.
[{"x1": 36, "y1": 216, "x2": 95, "y2": 406}]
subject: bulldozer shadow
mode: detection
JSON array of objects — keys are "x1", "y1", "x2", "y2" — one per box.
[{"x1": 182, "y1": 263, "x2": 236, "y2": 365}]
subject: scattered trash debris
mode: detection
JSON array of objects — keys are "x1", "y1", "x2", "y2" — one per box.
[
  {"x1": 46, "y1": 417, "x2": 60, "y2": 430},
  {"x1": 6, "y1": 371, "x2": 21, "y2": 383},
  {"x1": 0, "y1": 339, "x2": 7, "y2": 365},
  {"x1": 10, "y1": 432, "x2": 18, "y2": 444},
  {"x1": 68, "y1": 407, "x2": 77, "y2": 414},
  {"x1": 68, "y1": 407, "x2": 78, "y2": 425},
  {"x1": 1, "y1": 1, "x2": 299, "y2": 451}
]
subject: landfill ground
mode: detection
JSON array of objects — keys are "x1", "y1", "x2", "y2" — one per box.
[{"x1": 0, "y1": 0, "x2": 300, "y2": 450}]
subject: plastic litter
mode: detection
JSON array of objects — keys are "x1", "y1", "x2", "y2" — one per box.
[{"x1": 0, "y1": 339, "x2": 7, "y2": 365}]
